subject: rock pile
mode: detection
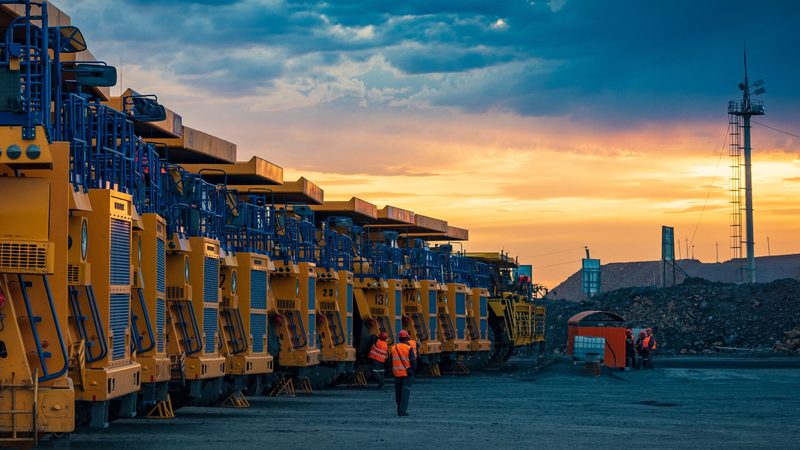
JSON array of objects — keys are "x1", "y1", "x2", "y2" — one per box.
[{"x1": 545, "y1": 277, "x2": 800, "y2": 355}]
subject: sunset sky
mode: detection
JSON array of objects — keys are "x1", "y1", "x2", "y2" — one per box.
[{"x1": 61, "y1": 0, "x2": 800, "y2": 287}]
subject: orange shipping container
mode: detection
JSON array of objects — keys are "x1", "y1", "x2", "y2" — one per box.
[{"x1": 567, "y1": 311, "x2": 628, "y2": 369}]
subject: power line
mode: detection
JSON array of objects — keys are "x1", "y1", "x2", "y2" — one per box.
[
  {"x1": 530, "y1": 247, "x2": 584, "y2": 259},
  {"x1": 535, "y1": 259, "x2": 581, "y2": 269},
  {"x1": 753, "y1": 120, "x2": 800, "y2": 139}
]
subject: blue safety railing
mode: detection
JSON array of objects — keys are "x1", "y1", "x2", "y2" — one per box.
[
  {"x1": 160, "y1": 166, "x2": 226, "y2": 242},
  {"x1": 55, "y1": 94, "x2": 93, "y2": 191},
  {"x1": 225, "y1": 195, "x2": 274, "y2": 255},
  {"x1": 89, "y1": 102, "x2": 136, "y2": 193},
  {"x1": 132, "y1": 139, "x2": 163, "y2": 215},
  {"x1": 272, "y1": 206, "x2": 315, "y2": 264},
  {"x1": 402, "y1": 239, "x2": 442, "y2": 282},
  {"x1": 0, "y1": 1, "x2": 50, "y2": 139},
  {"x1": 469, "y1": 260, "x2": 491, "y2": 290}
]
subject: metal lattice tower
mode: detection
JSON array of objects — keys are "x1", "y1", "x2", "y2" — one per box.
[
  {"x1": 728, "y1": 112, "x2": 742, "y2": 265},
  {"x1": 728, "y1": 50, "x2": 765, "y2": 283}
]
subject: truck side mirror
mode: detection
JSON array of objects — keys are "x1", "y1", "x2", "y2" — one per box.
[
  {"x1": 74, "y1": 63, "x2": 117, "y2": 87},
  {"x1": 125, "y1": 95, "x2": 167, "y2": 122},
  {"x1": 48, "y1": 26, "x2": 87, "y2": 53}
]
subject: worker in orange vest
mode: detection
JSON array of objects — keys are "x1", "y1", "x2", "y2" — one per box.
[
  {"x1": 643, "y1": 328, "x2": 657, "y2": 369},
  {"x1": 625, "y1": 329, "x2": 637, "y2": 370},
  {"x1": 368, "y1": 332, "x2": 389, "y2": 388},
  {"x1": 391, "y1": 330, "x2": 417, "y2": 416},
  {"x1": 635, "y1": 330, "x2": 647, "y2": 368}
]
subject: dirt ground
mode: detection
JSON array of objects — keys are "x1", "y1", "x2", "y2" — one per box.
[{"x1": 61, "y1": 358, "x2": 800, "y2": 449}]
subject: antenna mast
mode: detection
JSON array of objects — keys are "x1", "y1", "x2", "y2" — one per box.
[{"x1": 728, "y1": 46, "x2": 765, "y2": 283}]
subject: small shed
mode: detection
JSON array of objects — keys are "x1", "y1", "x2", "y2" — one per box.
[{"x1": 567, "y1": 311, "x2": 627, "y2": 369}]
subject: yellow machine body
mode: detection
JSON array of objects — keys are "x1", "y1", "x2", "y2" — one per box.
[
  {"x1": 469, "y1": 287, "x2": 491, "y2": 352},
  {"x1": 416, "y1": 280, "x2": 443, "y2": 355},
  {"x1": 73, "y1": 189, "x2": 141, "y2": 401},
  {"x1": 316, "y1": 269, "x2": 356, "y2": 363},
  {"x1": 441, "y1": 283, "x2": 470, "y2": 353},
  {"x1": 0, "y1": 137, "x2": 74, "y2": 440},
  {"x1": 222, "y1": 253, "x2": 274, "y2": 375},
  {"x1": 270, "y1": 260, "x2": 320, "y2": 367},
  {"x1": 353, "y1": 276, "x2": 393, "y2": 343},
  {"x1": 534, "y1": 304, "x2": 546, "y2": 343},
  {"x1": 396, "y1": 279, "x2": 441, "y2": 356},
  {"x1": 511, "y1": 294, "x2": 534, "y2": 346},
  {"x1": 132, "y1": 214, "x2": 171, "y2": 384},
  {"x1": 185, "y1": 237, "x2": 225, "y2": 380}
]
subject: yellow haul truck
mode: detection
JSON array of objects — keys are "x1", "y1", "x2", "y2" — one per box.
[
  {"x1": 311, "y1": 199, "x2": 380, "y2": 386},
  {"x1": 158, "y1": 167, "x2": 227, "y2": 406},
  {"x1": 0, "y1": 3, "x2": 77, "y2": 441},
  {"x1": 464, "y1": 253, "x2": 546, "y2": 366},
  {"x1": 103, "y1": 93, "x2": 173, "y2": 417},
  {"x1": 183, "y1": 159, "x2": 285, "y2": 399},
  {"x1": 146, "y1": 121, "x2": 239, "y2": 406}
]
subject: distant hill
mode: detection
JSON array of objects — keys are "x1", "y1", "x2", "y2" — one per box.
[{"x1": 547, "y1": 253, "x2": 800, "y2": 302}]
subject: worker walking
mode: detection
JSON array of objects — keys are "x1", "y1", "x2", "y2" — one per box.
[
  {"x1": 625, "y1": 329, "x2": 637, "y2": 370},
  {"x1": 368, "y1": 332, "x2": 389, "y2": 389},
  {"x1": 643, "y1": 328, "x2": 657, "y2": 369},
  {"x1": 636, "y1": 330, "x2": 647, "y2": 369},
  {"x1": 391, "y1": 330, "x2": 416, "y2": 416}
]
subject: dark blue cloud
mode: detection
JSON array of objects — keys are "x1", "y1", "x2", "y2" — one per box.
[{"x1": 61, "y1": 0, "x2": 800, "y2": 124}]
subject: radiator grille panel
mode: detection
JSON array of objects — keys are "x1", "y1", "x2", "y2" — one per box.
[
  {"x1": 109, "y1": 219, "x2": 131, "y2": 285},
  {"x1": 110, "y1": 293, "x2": 130, "y2": 360},
  {"x1": 455, "y1": 292, "x2": 466, "y2": 315},
  {"x1": 203, "y1": 307, "x2": 217, "y2": 354},
  {"x1": 68, "y1": 264, "x2": 79, "y2": 285},
  {"x1": 250, "y1": 270, "x2": 267, "y2": 310},
  {"x1": 156, "y1": 239, "x2": 166, "y2": 294},
  {"x1": 250, "y1": 312, "x2": 267, "y2": 353},
  {"x1": 456, "y1": 317, "x2": 466, "y2": 340},
  {"x1": 0, "y1": 241, "x2": 49, "y2": 274},
  {"x1": 156, "y1": 298, "x2": 165, "y2": 352},
  {"x1": 203, "y1": 257, "x2": 218, "y2": 303}
]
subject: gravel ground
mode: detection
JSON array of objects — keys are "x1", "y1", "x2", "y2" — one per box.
[{"x1": 61, "y1": 359, "x2": 800, "y2": 449}]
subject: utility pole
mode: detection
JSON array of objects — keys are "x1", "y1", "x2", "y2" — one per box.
[
  {"x1": 767, "y1": 236, "x2": 771, "y2": 256},
  {"x1": 716, "y1": 241, "x2": 719, "y2": 263},
  {"x1": 685, "y1": 238, "x2": 689, "y2": 262}
]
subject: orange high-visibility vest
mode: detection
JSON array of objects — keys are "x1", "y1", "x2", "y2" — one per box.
[
  {"x1": 643, "y1": 335, "x2": 657, "y2": 350},
  {"x1": 391, "y1": 343, "x2": 412, "y2": 377},
  {"x1": 408, "y1": 339, "x2": 418, "y2": 354},
  {"x1": 369, "y1": 339, "x2": 388, "y2": 363}
]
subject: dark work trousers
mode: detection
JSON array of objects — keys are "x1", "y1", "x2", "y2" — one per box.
[
  {"x1": 625, "y1": 345, "x2": 637, "y2": 369},
  {"x1": 394, "y1": 376, "x2": 412, "y2": 415},
  {"x1": 371, "y1": 360, "x2": 385, "y2": 388},
  {"x1": 645, "y1": 351, "x2": 655, "y2": 369}
]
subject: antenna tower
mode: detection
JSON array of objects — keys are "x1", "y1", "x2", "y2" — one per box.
[{"x1": 728, "y1": 48, "x2": 765, "y2": 283}]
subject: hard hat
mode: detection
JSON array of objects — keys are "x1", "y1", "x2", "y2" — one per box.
[
  {"x1": 378, "y1": 332, "x2": 387, "y2": 340},
  {"x1": 625, "y1": 329, "x2": 632, "y2": 335},
  {"x1": 398, "y1": 330, "x2": 410, "y2": 339},
  {"x1": 646, "y1": 327, "x2": 653, "y2": 333},
  {"x1": 639, "y1": 331, "x2": 646, "y2": 337}
]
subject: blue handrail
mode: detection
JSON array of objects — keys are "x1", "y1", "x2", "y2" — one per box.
[
  {"x1": 68, "y1": 285, "x2": 108, "y2": 363},
  {"x1": 18, "y1": 274, "x2": 69, "y2": 382},
  {"x1": 131, "y1": 288, "x2": 156, "y2": 354}
]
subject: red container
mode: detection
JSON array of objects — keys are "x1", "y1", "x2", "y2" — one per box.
[{"x1": 567, "y1": 310, "x2": 627, "y2": 368}]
